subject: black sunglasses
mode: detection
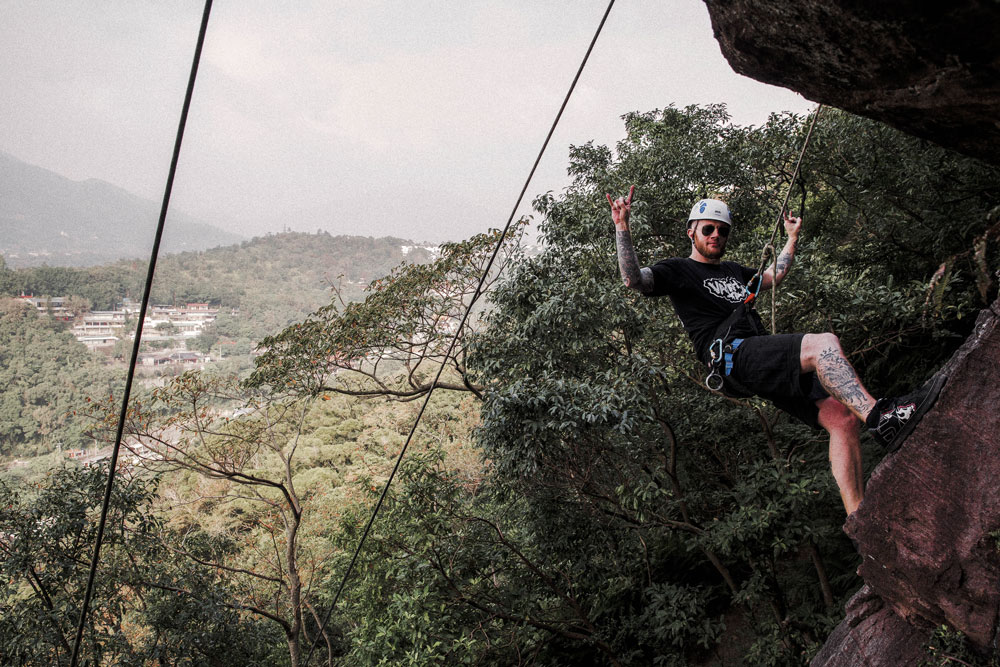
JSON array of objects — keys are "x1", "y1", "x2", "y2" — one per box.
[{"x1": 699, "y1": 223, "x2": 730, "y2": 237}]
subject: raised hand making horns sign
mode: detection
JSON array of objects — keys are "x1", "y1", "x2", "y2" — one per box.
[{"x1": 606, "y1": 185, "x2": 635, "y2": 231}]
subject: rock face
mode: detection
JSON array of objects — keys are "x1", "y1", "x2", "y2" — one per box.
[
  {"x1": 811, "y1": 299, "x2": 1000, "y2": 666},
  {"x1": 698, "y1": 5, "x2": 1000, "y2": 659},
  {"x1": 702, "y1": 0, "x2": 1000, "y2": 167},
  {"x1": 697, "y1": 5, "x2": 1000, "y2": 657},
  {"x1": 811, "y1": 586, "x2": 930, "y2": 666}
]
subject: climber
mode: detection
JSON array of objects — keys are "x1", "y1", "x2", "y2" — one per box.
[{"x1": 608, "y1": 187, "x2": 945, "y2": 515}]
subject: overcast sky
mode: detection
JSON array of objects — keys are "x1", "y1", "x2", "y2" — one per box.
[{"x1": 2, "y1": 1, "x2": 814, "y2": 243}]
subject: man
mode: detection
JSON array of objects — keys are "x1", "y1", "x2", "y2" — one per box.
[{"x1": 608, "y1": 188, "x2": 944, "y2": 515}]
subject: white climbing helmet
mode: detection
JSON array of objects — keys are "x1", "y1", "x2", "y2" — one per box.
[{"x1": 687, "y1": 198, "x2": 732, "y2": 225}]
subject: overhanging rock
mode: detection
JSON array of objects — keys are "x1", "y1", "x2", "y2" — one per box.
[{"x1": 702, "y1": 0, "x2": 1000, "y2": 167}]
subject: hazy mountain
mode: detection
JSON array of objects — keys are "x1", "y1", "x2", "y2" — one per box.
[{"x1": 0, "y1": 152, "x2": 244, "y2": 267}]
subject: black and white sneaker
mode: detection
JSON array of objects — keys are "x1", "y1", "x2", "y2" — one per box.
[{"x1": 866, "y1": 374, "x2": 947, "y2": 452}]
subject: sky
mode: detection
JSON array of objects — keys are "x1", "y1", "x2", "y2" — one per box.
[{"x1": 1, "y1": 0, "x2": 814, "y2": 243}]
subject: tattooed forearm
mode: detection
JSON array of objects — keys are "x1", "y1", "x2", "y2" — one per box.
[
  {"x1": 816, "y1": 347, "x2": 869, "y2": 418},
  {"x1": 771, "y1": 238, "x2": 796, "y2": 284},
  {"x1": 775, "y1": 250, "x2": 793, "y2": 276},
  {"x1": 616, "y1": 229, "x2": 654, "y2": 294}
]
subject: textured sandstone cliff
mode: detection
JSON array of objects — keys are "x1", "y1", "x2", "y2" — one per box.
[
  {"x1": 696, "y1": 4, "x2": 1000, "y2": 660},
  {"x1": 811, "y1": 300, "x2": 1000, "y2": 665}
]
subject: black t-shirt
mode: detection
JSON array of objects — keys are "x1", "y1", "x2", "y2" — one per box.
[{"x1": 647, "y1": 258, "x2": 760, "y2": 362}]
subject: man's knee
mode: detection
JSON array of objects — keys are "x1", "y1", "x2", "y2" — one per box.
[
  {"x1": 816, "y1": 397, "x2": 858, "y2": 433},
  {"x1": 801, "y1": 332, "x2": 842, "y2": 372}
]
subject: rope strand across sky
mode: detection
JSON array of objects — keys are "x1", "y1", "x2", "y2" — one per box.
[{"x1": 1, "y1": 0, "x2": 813, "y2": 242}]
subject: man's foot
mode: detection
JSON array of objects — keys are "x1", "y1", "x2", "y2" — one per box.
[{"x1": 866, "y1": 373, "x2": 947, "y2": 452}]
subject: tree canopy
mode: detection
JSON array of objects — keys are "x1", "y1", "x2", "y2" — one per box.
[
  {"x1": 4, "y1": 105, "x2": 999, "y2": 666},
  {"x1": 326, "y1": 105, "x2": 1000, "y2": 665},
  {"x1": 0, "y1": 298, "x2": 120, "y2": 457}
]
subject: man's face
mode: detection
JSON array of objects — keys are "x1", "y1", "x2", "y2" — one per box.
[{"x1": 689, "y1": 220, "x2": 730, "y2": 259}]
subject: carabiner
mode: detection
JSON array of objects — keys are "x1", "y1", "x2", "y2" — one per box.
[
  {"x1": 744, "y1": 273, "x2": 763, "y2": 304},
  {"x1": 708, "y1": 338, "x2": 724, "y2": 364},
  {"x1": 705, "y1": 338, "x2": 725, "y2": 391}
]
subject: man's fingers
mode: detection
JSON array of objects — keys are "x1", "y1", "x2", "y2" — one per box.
[{"x1": 608, "y1": 188, "x2": 636, "y2": 209}]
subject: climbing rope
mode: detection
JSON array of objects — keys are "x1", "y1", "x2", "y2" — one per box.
[
  {"x1": 751, "y1": 103, "x2": 824, "y2": 333},
  {"x1": 69, "y1": 2, "x2": 214, "y2": 664},
  {"x1": 302, "y1": 1, "x2": 618, "y2": 663}
]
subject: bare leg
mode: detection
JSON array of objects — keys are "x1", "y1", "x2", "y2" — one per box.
[
  {"x1": 816, "y1": 397, "x2": 864, "y2": 515},
  {"x1": 801, "y1": 333, "x2": 877, "y2": 421}
]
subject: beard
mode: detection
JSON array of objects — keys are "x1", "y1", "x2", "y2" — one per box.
[{"x1": 695, "y1": 238, "x2": 726, "y2": 259}]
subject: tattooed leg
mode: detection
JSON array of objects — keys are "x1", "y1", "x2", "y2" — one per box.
[{"x1": 801, "y1": 333, "x2": 877, "y2": 420}]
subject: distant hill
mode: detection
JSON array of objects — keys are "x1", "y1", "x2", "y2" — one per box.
[
  {"x1": 139, "y1": 232, "x2": 438, "y2": 340},
  {"x1": 0, "y1": 232, "x2": 438, "y2": 455},
  {"x1": 0, "y1": 152, "x2": 244, "y2": 267},
  {"x1": 1, "y1": 230, "x2": 438, "y2": 344}
]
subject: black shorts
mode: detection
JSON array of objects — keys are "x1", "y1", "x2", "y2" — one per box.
[{"x1": 728, "y1": 334, "x2": 829, "y2": 429}]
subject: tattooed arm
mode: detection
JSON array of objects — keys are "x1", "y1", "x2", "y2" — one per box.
[
  {"x1": 761, "y1": 211, "x2": 802, "y2": 289},
  {"x1": 608, "y1": 187, "x2": 655, "y2": 294},
  {"x1": 616, "y1": 229, "x2": 655, "y2": 294}
]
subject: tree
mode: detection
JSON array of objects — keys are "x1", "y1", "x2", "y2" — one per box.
[
  {"x1": 0, "y1": 459, "x2": 279, "y2": 666},
  {"x1": 90, "y1": 372, "x2": 341, "y2": 667},
  {"x1": 0, "y1": 464, "x2": 160, "y2": 666},
  {"x1": 467, "y1": 105, "x2": 999, "y2": 663},
  {"x1": 187, "y1": 325, "x2": 219, "y2": 354},
  {"x1": 153, "y1": 320, "x2": 178, "y2": 336},
  {"x1": 248, "y1": 223, "x2": 526, "y2": 402},
  {"x1": 62, "y1": 295, "x2": 91, "y2": 323},
  {"x1": 0, "y1": 297, "x2": 120, "y2": 457},
  {"x1": 314, "y1": 106, "x2": 999, "y2": 665}
]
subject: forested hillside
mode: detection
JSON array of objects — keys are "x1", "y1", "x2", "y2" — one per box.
[
  {"x1": 3, "y1": 106, "x2": 998, "y2": 666},
  {"x1": 0, "y1": 230, "x2": 432, "y2": 311},
  {"x1": 0, "y1": 232, "x2": 434, "y2": 458},
  {"x1": 0, "y1": 230, "x2": 433, "y2": 351},
  {"x1": 0, "y1": 298, "x2": 121, "y2": 457}
]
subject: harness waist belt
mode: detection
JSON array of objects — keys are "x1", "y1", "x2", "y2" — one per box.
[{"x1": 724, "y1": 338, "x2": 744, "y2": 376}]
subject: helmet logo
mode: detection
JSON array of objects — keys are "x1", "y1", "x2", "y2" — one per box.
[{"x1": 699, "y1": 201, "x2": 708, "y2": 213}]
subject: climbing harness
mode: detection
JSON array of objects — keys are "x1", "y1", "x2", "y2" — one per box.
[
  {"x1": 703, "y1": 300, "x2": 763, "y2": 397},
  {"x1": 703, "y1": 104, "x2": 824, "y2": 393},
  {"x1": 704, "y1": 337, "x2": 744, "y2": 392}
]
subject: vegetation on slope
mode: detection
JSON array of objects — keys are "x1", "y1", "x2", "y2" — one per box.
[
  {"x1": 0, "y1": 232, "x2": 435, "y2": 458},
  {"x1": 2, "y1": 105, "x2": 998, "y2": 666},
  {"x1": 0, "y1": 298, "x2": 120, "y2": 458}
]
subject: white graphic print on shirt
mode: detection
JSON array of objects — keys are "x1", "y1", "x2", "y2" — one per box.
[{"x1": 703, "y1": 276, "x2": 745, "y2": 303}]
